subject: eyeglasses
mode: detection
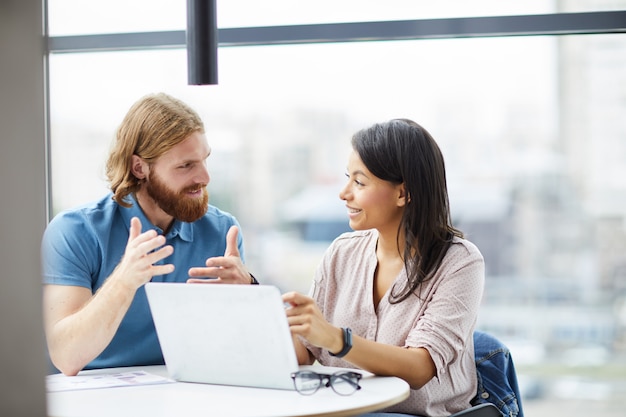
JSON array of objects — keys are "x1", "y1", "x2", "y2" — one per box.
[{"x1": 290, "y1": 370, "x2": 362, "y2": 396}]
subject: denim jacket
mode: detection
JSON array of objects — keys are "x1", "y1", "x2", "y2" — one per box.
[{"x1": 471, "y1": 331, "x2": 524, "y2": 417}]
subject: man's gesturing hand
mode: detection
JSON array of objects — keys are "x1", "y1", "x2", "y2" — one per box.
[
  {"x1": 187, "y1": 225, "x2": 251, "y2": 284},
  {"x1": 113, "y1": 217, "x2": 175, "y2": 290}
]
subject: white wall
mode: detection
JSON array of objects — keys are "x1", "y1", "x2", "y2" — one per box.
[{"x1": 0, "y1": 1, "x2": 48, "y2": 415}]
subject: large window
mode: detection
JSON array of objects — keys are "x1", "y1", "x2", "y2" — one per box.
[
  {"x1": 47, "y1": 1, "x2": 626, "y2": 416},
  {"x1": 47, "y1": 0, "x2": 576, "y2": 35}
]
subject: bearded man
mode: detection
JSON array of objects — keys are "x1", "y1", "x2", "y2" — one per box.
[{"x1": 42, "y1": 93, "x2": 257, "y2": 376}]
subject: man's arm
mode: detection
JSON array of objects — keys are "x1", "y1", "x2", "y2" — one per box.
[
  {"x1": 43, "y1": 280, "x2": 135, "y2": 376},
  {"x1": 43, "y1": 217, "x2": 174, "y2": 375}
]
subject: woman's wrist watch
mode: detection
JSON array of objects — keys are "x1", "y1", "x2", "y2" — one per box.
[{"x1": 329, "y1": 327, "x2": 353, "y2": 358}]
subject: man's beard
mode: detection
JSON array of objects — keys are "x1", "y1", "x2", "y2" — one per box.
[{"x1": 145, "y1": 171, "x2": 209, "y2": 223}]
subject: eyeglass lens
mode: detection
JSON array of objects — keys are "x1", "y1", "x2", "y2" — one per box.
[
  {"x1": 292, "y1": 371, "x2": 322, "y2": 395},
  {"x1": 330, "y1": 372, "x2": 361, "y2": 395}
]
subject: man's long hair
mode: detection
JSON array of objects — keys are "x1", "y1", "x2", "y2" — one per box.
[{"x1": 105, "y1": 93, "x2": 204, "y2": 207}]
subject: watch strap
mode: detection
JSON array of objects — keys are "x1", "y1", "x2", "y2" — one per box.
[{"x1": 329, "y1": 327, "x2": 353, "y2": 358}]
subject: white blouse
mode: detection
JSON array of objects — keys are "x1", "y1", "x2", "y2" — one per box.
[{"x1": 304, "y1": 229, "x2": 485, "y2": 416}]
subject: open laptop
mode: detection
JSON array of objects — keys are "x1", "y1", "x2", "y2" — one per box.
[{"x1": 145, "y1": 282, "x2": 300, "y2": 390}]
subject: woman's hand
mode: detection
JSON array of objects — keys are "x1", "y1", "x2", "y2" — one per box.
[
  {"x1": 282, "y1": 291, "x2": 344, "y2": 354},
  {"x1": 282, "y1": 293, "x2": 436, "y2": 389}
]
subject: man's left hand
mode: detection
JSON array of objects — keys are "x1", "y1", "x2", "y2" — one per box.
[{"x1": 187, "y1": 225, "x2": 252, "y2": 285}]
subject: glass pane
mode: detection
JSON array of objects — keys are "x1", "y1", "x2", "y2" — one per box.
[
  {"x1": 49, "y1": 33, "x2": 626, "y2": 417},
  {"x1": 47, "y1": 0, "x2": 626, "y2": 35},
  {"x1": 47, "y1": 0, "x2": 187, "y2": 35}
]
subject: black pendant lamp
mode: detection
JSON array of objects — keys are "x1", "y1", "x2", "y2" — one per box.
[{"x1": 187, "y1": 0, "x2": 218, "y2": 85}]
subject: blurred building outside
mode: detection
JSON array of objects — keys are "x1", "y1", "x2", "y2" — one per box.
[{"x1": 46, "y1": 0, "x2": 626, "y2": 414}]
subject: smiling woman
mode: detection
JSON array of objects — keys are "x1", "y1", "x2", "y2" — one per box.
[
  {"x1": 283, "y1": 119, "x2": 483, "y2": 416},
  {"x1": 44, "y1": 2, "x2": 626, "y2": 416}
]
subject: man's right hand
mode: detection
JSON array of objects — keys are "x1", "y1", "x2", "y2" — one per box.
[{"x1": 113, "y1": 217, "x2": 175, "y2": 290}]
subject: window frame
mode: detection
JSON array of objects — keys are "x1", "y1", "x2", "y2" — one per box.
[
  {"x1": 44, "y1": 9, "x2": 626, "y2": 218},
  {"x1": 48, "y1": 11, "x2": 626, "y2": 53}
]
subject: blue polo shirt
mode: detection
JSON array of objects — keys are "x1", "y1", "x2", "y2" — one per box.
[{"x1": 41, "y1": 193, "x2": 245, "y2": 370}]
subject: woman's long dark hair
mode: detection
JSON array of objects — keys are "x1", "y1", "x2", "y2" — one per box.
[{"x1": 352, "y1": 118, "x2": 463, "y2": 303}]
